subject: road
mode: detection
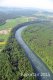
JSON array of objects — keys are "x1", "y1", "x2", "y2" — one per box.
[{"x1": 15, "y1": 24, "x2": 53, "y2": 80}]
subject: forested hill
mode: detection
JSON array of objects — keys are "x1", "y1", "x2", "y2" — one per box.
[
  {"x1": 0, "y1": 7, "x2": 53, "y2": 25},
  {"x1": 0, "y1": 7, "x2": 37, "y2": 25}
]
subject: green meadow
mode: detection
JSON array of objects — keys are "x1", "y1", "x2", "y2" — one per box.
[
  {"x1": 0, "y1": 17, "x2": 29, "y2": 49},
  {"x1": 0, "y1": 16, "x2": 29, "y2": 30}
]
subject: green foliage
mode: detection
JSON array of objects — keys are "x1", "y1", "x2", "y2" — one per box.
[
  {"x1": 22, "y1": 22, "x2": 53, "y2": 73},
  {"x1": 0, "y1": 18, "x2": 36, "y2": 80},
  {"x1": 0, "y1": 30, "x2": 35, "y2": 80}
]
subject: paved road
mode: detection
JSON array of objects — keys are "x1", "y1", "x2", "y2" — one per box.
[{"x1": 15, "y1": 25, "x2": 53, "y2": 80}]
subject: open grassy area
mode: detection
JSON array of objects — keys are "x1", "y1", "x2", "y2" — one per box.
[
  {"x1": 22, "y1": 21, "x2": 53, "y2": 73},
  {"x1": 0, "y1": 16, "x2": 29, "y2": 30},
  {"x1": 0, "y1": 17, "x2": 29, "y2": 50}
]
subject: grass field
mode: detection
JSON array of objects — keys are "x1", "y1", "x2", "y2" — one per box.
[
  {"x1": 0, "y1": 17, "x2": 29, "y2": 49},
  {"x1": 0, "y1": 16, "x2": 29, "y2": 30},
  {"x1": 22, "y1": 21, "x2": 53, "y2": 73}
]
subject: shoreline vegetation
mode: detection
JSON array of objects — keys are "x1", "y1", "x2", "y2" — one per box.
[
  {"x1": 0, "y1": 18, "x2": 36, "y2": 80},
  {"x1": 22, "y1": 22, "x2": 53, "y2": 73}
]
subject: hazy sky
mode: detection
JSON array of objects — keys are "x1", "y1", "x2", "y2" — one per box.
[{"x1": 0, "y1": 0, "x2": 53, "y2": 10}]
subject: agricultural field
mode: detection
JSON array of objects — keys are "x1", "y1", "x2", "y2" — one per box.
[
  {"x1": 22, "y1": 21, "x2": 53, "y2": 73},
  {"x1": 0, "y1": 17, "x2": 29, "y2": 50},
  {"x1": 0, "y1": 17, "x2": 29, "y2": 30}
]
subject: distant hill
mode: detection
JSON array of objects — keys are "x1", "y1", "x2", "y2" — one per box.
[{"x1": 0, "y1": 7, "x2": 53, "y2": 25}]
